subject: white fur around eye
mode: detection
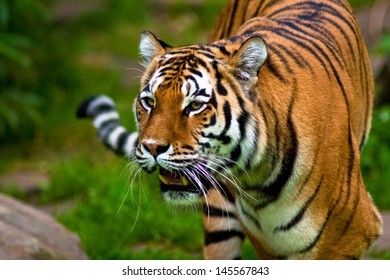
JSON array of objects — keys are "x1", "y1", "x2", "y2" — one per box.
[
  {"x1": 181, "y1": 72, "x2": 212, "y2": 112},
  {"x1": 139, "y1": 91, "x2": 155, "y2": 112},
  {"x1": 186, "y1": 101, "x2": 207, "y2": 116}
]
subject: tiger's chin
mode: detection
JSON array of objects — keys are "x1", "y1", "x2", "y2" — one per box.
[{"x1": 158, "y1": 168, "x2": 203, "y2": 205}]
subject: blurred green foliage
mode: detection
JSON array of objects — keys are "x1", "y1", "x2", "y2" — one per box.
[
  {"x1": 373, "y1": 32, "x2": 390, "y2": 56},
  {"x1": 0, "y1": 0, "x2": 46, "y2": 139},
  {"x1": 0, "y1": 0, "x2": 81, "y2": 140},
  {"x1": 0, "y1": 0, "x2": 389, "y2": 260},
  {"x1": 349, "y1": 0, "x2": 375, "y2": 8}
]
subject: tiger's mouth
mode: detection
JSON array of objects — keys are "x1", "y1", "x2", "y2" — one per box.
[{"x1": 158, "y1": 168, "x2": 200, "y2": 195}]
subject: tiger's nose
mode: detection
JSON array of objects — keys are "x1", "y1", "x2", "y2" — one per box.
[{"x1": 141, "y1": 140, "x2": 170, "y2": 157}]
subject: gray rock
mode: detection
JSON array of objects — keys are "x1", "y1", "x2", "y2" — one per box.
[{"x1": 0, "y1": 194, "x2": 87, "y2": 259}]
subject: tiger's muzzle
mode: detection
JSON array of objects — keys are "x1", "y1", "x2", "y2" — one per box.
[
  {"x1": 159, "y1": 168, "x2": 201, "y2": 195},
  {"x1": 140, "y1": 140, "x2": 203, "y2": 200}
]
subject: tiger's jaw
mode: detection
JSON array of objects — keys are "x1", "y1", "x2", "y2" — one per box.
[{"x1": 158, "y1": 167, "x2": 203, "y2": 205}]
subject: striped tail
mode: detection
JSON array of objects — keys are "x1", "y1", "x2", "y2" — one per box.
[{"x1": 76, "y1": 96, "x2": 138, "y2": 158}]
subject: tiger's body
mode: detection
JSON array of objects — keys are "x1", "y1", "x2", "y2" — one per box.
[{"x1": 78, "y1": 0, "x2": 382, "y2": 259}]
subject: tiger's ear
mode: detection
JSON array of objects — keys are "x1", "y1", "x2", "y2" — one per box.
[
  {"x1": 139, "y1": 31, "x2": 172, "y2": 66},
  {"x1": 229, "y1": 36, "x2": 267, "y2": 82}
]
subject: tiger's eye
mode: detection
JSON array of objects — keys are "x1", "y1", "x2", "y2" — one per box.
[
  {"x1": 147, "y1": 97, "x2": 155, "y2": 106},
  {"x1": 190, "y1": 101, "x2": 203, "y2": 111},
  {"x1": 142, "y1": 97, "x2": 155, "y2": 108}
]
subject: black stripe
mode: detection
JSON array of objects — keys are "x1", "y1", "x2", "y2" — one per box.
[
  {"x1": 212, "y1": 62, "x2": 228, "y2": 96},
  {"x1": 188, "y1": 67, "x2": 203, "y2": 77},
  {"x1": 194, "y1": 88, "x2": 209, "y2": 98},
  {"x1": 260, "y1": 26, "x2": 331, "y2": 78},
  {"x1": 256, "y1": 94, "x2": 298, "y2": 209},
  {"x1": 116, "y1": 131, "x2": 130, "y2": 153},
  {"x1": 168, "y1": 49, "x2": 199, "y2": 56},
  {"x1": 230, "y1": 144, "x2": 242, "y2": 164},
  {"x1": 270, "y1": 1, "x2": 358, "y2": 58},
  {"x1": 267, "y1": 44, "x2": 293, "y2": 73},
  {"x1": 272, "y1": 43, "x2": 312, "y2": 71},
  {"x1": 220, "y1": 101, "x2": 232, "y2": 143},
  {"x1": 185, "y1": 75, "x2": 199, "y2": 90},
  {"x1": 248, "y1": 121, "x2": 260, "y2": 170},
  {"x1": 93, "y1": 104, "x2": 115, "y2": 116},
  {"x1": 340, "y1": 173, "x2": 361, "y2": 236},
  {"x1": 225, "y1": 0, "x2": 239, "y2": 37},
  {"x1": 197, "y1": 51, "x2": 215, "y2": 61},
  {"x1": 99, "y1": 120, "x2": 119, "y2": 141},
  {"x1": 266, "y1": 102, "x2": 281, "y2": 168},
  {"x1": 279, "y1": 19, "x2": 345, "y2": 69},
  {"x1": 298, "y1": 211, "x2": 329, "y2": 254},
  {"x1": 204, "y1": 114, "x2": 216, "y2": 128},
  {"x1": 252, "y1": 0, "x2": 268, "y2": 17},
  {"x1": 275, "y1": 177, "x2": 323, "y2": 232},
  {"x1": 298, "y1": 175, "x2": 345, "y2": 254},
  {"x1": 237, "y1": 110, "x2": 249, "y2": 141},
  {"x1": 340, "y1": 127, "x2": 355, "y2": 215},
  {"x1": 217, "y1": 82, "x2": 228, "y2": 96},
  {"x1": 205, "y1": 230, "x2": 245, "y2": 245},
  {"x1": 203, "y1": 205, "x2": 237, "y2": 219},
  {"x1": 240, "y1": 204, "x2": 262, "y2": 231},
  {"x1": 210, "y1": 43, "x2": 231, "y2": 56},
  {"x1": 309, "y1": 15, "x2": 353, "y2": 58},
  {"x1": 262, "y1": 0, "x2": 283, "y2": 15},
  {"x1": 76, "y1": 96, "x2": 98, "y2": 118},
  {"x1": 182, "y1": 145, "x2": 194, "y2": 151},
  {"x1": 209, "y1": 90, "x2": 218, "y2": 108},
  {"x1": 266, "y1": 59, "x2": 288, "y2": 83},
  {"x1": 217, "y1": 181, "x2": 235, "y2": 203},
  {"x1": 236, "y1": 109, "x2": 251, "y2": 166},
  {"x1": 201, "y1": 109, "x2": 232, "y2": 144},
  {"x1": 296, "y1": 140, "x2": 322, "y2": 194}
]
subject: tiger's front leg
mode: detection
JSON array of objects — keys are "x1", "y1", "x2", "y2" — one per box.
[{"x1": 202, "y1": 186, "x2": 245, "y2": 260}]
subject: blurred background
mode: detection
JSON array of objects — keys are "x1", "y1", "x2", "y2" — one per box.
[{"x1": 0, "y1": 0, "x2": 389, "y2": 259}]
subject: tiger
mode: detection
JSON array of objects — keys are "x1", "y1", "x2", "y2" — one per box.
[{"x1": 77, "y1": 0, "x2": 383, "y2": 259}]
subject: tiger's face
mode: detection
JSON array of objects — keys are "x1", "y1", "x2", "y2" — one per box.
[{"x1": 134, "y1": 31, "x2": 267, "y2": 204}]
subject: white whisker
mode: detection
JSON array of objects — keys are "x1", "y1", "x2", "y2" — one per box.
[
  {"x1": 204, "y1": 153, "x2": 249, "y2": 178},
  {"x1": 191, "y1": 164, "x2": 232, "y2": 230},
  {"x1": 197, "y1": 160, "x2": 257, "y2": 203},
  {"x1": 129, "y1": 181, "x2": 142, "y2": 232},
  {"x1": 182, "y1": 167, "x2": 210, "y2": 219}
]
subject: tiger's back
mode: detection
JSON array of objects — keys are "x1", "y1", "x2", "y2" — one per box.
[{"x1": 210, "y1": 0, "x2": 373, "y2": 149}]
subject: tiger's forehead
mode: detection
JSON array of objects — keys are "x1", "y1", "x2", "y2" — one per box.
[{"x1": 148, "y1": 53, "x2": 213, "y2": 98}]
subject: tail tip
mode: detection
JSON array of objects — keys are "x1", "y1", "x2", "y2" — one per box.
[
  {"x1": 76, "y1": 96, "x2": 99, "y2": 118},
  {"x1": 76, "y1": 95, "x2": 115, "y2": 119}
]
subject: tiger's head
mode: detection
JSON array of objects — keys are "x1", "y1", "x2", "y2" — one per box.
[{"x1": 135, "y1": 31, "x2": 267, "y2": 204}]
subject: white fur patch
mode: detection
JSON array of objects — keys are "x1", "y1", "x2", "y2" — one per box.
[
  {"x1": 89, "y1": 96, "x2": 115, "y2": 115},
  {"x1": 123, "y1": 132, "x2": 139, "y2": 156},
  {"x1": 107, "y1": 126, "x2": 125, "y2": 150},
  {"x1": 93, "y1": 111, "x2": 119, "y2": 128},
  {"x1": 139, "y1": 34, "x2": 158, "y2": 66}
]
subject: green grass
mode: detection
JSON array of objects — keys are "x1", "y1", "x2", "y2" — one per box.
[
  {"x1": 53, "y1": 153, "x2": 204, "y2": 260},
  {"x1": 1, "y1": 0, "x2": 389, "y2": 260}
]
